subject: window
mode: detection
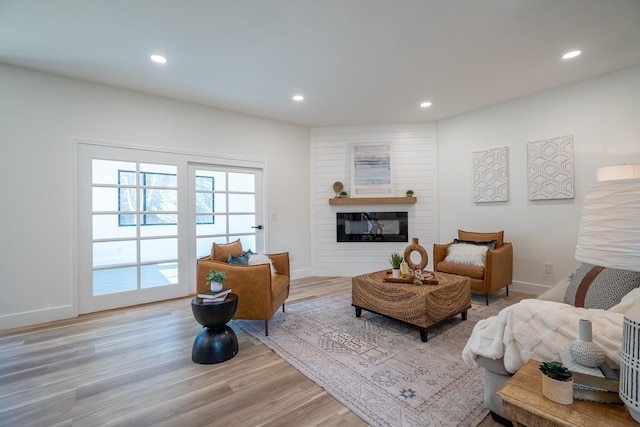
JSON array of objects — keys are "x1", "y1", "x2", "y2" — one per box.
[{"x1": 118, "y1": 170, "x2": 214, "y2": 226}]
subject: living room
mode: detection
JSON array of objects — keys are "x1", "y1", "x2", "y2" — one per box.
[{"x1": 1, "y1": 1, "x2": 640, "y2": 425}]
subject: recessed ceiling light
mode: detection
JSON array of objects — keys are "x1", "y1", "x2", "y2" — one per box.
[
  {"x1": 150, "y1": 55, "x2": 167, "y2": 64},
  {"x1": 292, "y1": 95, "x2": 304, "y2": 102},
  {"x1": 562, "y1": 50, "x2": 581, "y2": 60},
  {"x1": 420, "y1": 101, "x2": 432, "y2": 108}
]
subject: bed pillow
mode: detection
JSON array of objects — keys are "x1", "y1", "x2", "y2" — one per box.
[
  {"x1": 248, "y1": 253, "x2": 277, "y2": 277},
  {"x1": 211, "y1": 239, "x2": 243, "y2": 262},
  {"x1": 563, "y1": 263, "x2": 640, "y2": 309},
  {"x1": 444, "y1": 243, "x2": 488, "y2": 267}
]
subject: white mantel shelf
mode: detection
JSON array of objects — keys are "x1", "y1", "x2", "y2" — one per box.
[{"x1": 329, "y1": 197, "x2": 417, "y2": 205}]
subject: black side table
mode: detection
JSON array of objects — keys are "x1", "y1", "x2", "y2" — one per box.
[{"x1": 191, "y1": 293, "x2": 239, "y2": 364}]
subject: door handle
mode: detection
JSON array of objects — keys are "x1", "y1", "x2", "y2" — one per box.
[{"x1": 251, "y1": 225, "x2": 263, "y2": 230}]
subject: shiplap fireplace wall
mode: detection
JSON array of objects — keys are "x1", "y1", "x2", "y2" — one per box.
[{"x1": 310, "y1": 123, "x2": 439, "y2": 276}]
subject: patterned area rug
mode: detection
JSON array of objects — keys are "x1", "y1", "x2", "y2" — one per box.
[{"x1": 234, "y1": 290, "x2": 526, "y2": 427}]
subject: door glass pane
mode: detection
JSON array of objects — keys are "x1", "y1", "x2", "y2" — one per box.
[
  {"x1": 93, "y1": 187, "x2": 123, "y2": 211},
  {"x1": 140, "y1": 221, "x2": 177, "y2": 238},
  {"x1": 141, "y1": 262, "x2": 178, "y2": 288},
  {"x1": 239, "y1": 236, "x2": 256, "y2": 252},
  {"x1": 93, "y1": 159, "x2": 136, "y2": 185},
  {"x1": 141, "y1": 238, "x2": 177, "y2": 263},
  {"x1": 196, "y1": 216, "x2": 227, "y2": 235},
  {"x1": 93, "y1": 214, "x2": 136, "y2": 239},
  {"x1": 93, "y1": 240, "x2": 137, "y2": 267},
  {"x1": 229, "y1": 194, "x2": 255, "y2": 212},
  {"x1": 229, "y1": 172, "x2": 254, "y2": 192},
  {"x1": 140, "y1": 163, "x2": 177, "y2": 184},
  {"x1": 229, "y1": 214, "x2": 255, "y2": 234},
  {"x1": 93, "y1": 267, "x2": 137, "y2": 295}
]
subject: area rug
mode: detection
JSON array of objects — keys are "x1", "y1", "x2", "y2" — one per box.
[{"x1": 234, "y1": 290, "x2": 526, "y2": 427}]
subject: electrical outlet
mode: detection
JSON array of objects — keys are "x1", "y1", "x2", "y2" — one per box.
[{"x1": 545, "y1": 263, "x2": 554, "y2": 274}]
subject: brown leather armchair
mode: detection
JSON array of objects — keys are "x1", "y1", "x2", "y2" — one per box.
[
  {"x1": 433, "y1": 230, "x2": 513, "y2": 305},
  {"x1": 196, "y1": 241, "x2": 290, "y2": 335}
]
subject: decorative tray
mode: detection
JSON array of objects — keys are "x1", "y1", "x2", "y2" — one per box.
[{"x1": 382, "y1": 270, "x2": 438, "y2": 285}]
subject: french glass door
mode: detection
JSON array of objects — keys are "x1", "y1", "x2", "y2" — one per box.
[{"x1": 77, "y1": 142, "x2": 264, "y2": 314}]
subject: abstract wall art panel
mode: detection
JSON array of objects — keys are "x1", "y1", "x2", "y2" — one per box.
[
  {"x1": 350, "y1": 142, "x2": 393, "y2": 197},
  {"x1": 472, "y1": 146, "x2": 509, "y2": 202},
  {"x1": 527, "y1": 135, "x2": 574, "y2": 200}
]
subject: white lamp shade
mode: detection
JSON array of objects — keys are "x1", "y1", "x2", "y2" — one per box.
[
  {"x1": 597, "y1": 164, "x2": 640, "y2": 182},
  {"x1": 574, "y1": 178, "x2": 640, "y2": 272}
]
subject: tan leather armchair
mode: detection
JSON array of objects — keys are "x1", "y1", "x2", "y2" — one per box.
[
  {"x1": 433, "y1": 230, "x2": 513, "y2": 305},
  {"x1": 196, "y1": 243, "x2": 290, "y2": 335}
]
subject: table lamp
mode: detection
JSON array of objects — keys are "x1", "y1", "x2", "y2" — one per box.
[{"x1": 575, "y1": 164, "x2": 640, "y2": 421}]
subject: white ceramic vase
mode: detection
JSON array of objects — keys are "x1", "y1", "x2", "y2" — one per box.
[
  {"x1": 569, "y1": 319, "x2": 606, "y2": 367},
  {"x1": 392, "y1": 268, "x2": 400, "y2": 278},
  {"x1": 210, "y1": 281, "x2": 223, "y2": 292},
  {"x1": 541, "y1": 374, "x2": 574, "y2": 405}
]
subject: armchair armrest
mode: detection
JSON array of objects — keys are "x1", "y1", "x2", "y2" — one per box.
[
  {"x1": 433, "y1": 243, "x2": 451, "y2": 271},
  {"x1": 267, "y1": 252, "x2": 290, "y2": 277},
  {"x1": 485, "y1": 242, "x2": 513, "y2": 290}
]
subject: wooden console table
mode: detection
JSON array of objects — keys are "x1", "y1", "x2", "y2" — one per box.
[{"x1": 496, "y1": 359, "x2": 635, "y2": 426}]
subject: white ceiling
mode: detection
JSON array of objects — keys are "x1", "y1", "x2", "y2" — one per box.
[{"x1": 2, "y1": 0, "x2": 640, "y2": 127}]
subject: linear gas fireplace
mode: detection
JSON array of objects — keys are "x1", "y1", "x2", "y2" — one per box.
[{"x1": 337, "y1": 212, "x2": 408, "y2": 242}]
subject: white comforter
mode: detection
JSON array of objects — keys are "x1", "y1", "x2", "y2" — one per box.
[{"x1": 462, "y1": 288, "x2": 640, "y2": 373}]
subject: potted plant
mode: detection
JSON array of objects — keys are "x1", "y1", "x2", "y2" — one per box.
[
  {"x1": 389, "y1": 252, "x2": 403, "y2": 278},
  {"x1": 406, "y1": 189, "x2": 414, "y2": 197},
  {"x1": 339, "y1": 191, "x2": 348, "y2": 198},
  {"x1": 206, "y1": 269, "x2": 227, "y2": 292},
  {"x1": 539, "y1": 361, "x2": 574, "y2": 404}
]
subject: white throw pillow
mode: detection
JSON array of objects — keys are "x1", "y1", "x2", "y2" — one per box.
[
  {"x1": 444, "y1": 243, "x2": 487, "y2": 267},
  {"x1": 248, "y1": 253, "x2": 277, "y2": 277}
]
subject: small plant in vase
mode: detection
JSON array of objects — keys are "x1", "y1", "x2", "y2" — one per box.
[
  {"x1": 389, "y1": 252, "x2": 403, "y2": 278},
  {"x1": 406, "y1": 189, "x2": 414, "y2": 197},
  {"x1": 339, "y1": 191, "x2": 348, "y2": 198},
  {"x1": 539, "y1": 361, "x2": 573, "y2": 404},
  {"x1": 206, "y1": 269, "x2": 227, "y2": 292}
]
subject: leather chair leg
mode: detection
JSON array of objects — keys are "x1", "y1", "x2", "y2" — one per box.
[
  {"x1": 486, "y1": 293, "x2": 489, "y2": 305},
  {"x1": 506, "y1": 286, "x2": 509, "y2": 297},
  {"x1": 265, "y1": 320, "x2": 269, "y2": 336}
]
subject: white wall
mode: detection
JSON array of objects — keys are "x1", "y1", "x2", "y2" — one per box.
[
  {"x1": 0, "y1": 64, "x2": 311, "y2": 329},
  {"x1": 437, "y1": 65, "x2": 640, "y2": 294},
  {"x1": 310, "y1": 123, "x2": 438, "y2": 276}
]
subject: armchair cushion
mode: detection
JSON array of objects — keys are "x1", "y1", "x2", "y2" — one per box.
[
  {"x1": 445, "y1": 242, "x2": 489, "y2": 267},
  {"x1": 211, "y1": 239, "x2": 243, "y2": 262},
  {"x1": 228, "y1": 249, "x2": 254, "y2": 265}
]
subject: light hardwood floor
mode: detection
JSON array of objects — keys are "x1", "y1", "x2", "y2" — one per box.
[{"x1": 1, "y1": 277, "x2": 503, "y2": 426}]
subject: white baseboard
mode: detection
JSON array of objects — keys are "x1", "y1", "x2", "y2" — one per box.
[
  {"x1": 291, "y1": 268, "x2": 312, "y2": 280},
  {"x1": 0, "y1": 305, "x2": 77, "y2": 331},
  {"x1": 508, "y1": 280, "x2": 552, "y2": 296}
]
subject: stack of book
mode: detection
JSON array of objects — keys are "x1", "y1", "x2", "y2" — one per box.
[{"x1": 197, "y1": 288, "x2": 231, "y2": 303}]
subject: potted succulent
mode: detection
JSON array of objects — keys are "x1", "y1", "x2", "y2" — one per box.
[
  {"x1": 206, "y1": 269, "x2": 227, "y2": 292},
  {"x1": 389, "y1": 252, "x2": 403, "y2": 278},
  {"x1": 339, "y1": 191, "x2": 348, "y2": 198},
  {"x1": 539, "y1": 361, "x2": 574, "y2": 404},
  {"x1": 406, "y1": 189, "x2": 414, "y2": 197}
]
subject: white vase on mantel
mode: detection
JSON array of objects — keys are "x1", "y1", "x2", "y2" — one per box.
[{"x1": 210, "y1": 281, "x2": 223, "y2": 292}]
